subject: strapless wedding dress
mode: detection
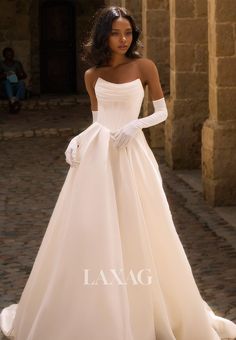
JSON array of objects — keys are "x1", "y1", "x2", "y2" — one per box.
[{"x1": 1, "y1": 77, "x2": 236, "y2": 340}]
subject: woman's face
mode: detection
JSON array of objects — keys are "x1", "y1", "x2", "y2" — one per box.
[{"x1": 108, "y1": 17, "x2": 133, "y2": 55}]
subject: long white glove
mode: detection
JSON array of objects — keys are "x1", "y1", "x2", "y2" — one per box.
[
  {"x1": 111, "y1": 97, "x2": 168, "y2": 148},
  {"x1": 92, "y1": 110, "x2": 98, "y2": 123},
  {"x1": 65, "y1": 111, "x2": 98, "y2": 166}
]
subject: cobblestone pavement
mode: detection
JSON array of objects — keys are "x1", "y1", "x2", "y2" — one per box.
[{"x1": 0, "y1": 122, "x2": 236, "y2": 339}]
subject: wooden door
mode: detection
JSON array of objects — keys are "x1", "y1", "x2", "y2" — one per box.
[{"x1": 40, "y1": 1, "x2": 76, "y2": 93}]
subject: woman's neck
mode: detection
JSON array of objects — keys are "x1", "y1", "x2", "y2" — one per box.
[{"x1": 107, "y1": 55, "x2": 130, "y2": 68}]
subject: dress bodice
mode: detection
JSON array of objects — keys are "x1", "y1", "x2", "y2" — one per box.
[{"x1": 94, "y1": 77, "x2": 144, "y2": 132}]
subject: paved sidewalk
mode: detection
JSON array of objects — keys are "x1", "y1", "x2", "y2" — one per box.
[
  {"x1": 0, "y1": 97, "x2": 91, "y2": 140},
  {"x1": 0, "y1": 134, "x2": 235, "y2": 340}
]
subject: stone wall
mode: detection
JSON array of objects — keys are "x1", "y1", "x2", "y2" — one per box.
[
  {"x1": 145, "y1": 0, "x2": 170, "y2": 148},
  {"x1": 146, "y1": 0, "x2": 170, "y2": 95},
  {"x1": 165, "y1": 0, "x2": 209, "y2": 169},
  {"x1": 201, "y1": 0, "x2": 236, "y2": 205},
  {"x1": 0, "y1": 0, "x2": 31, "y2": 88}
]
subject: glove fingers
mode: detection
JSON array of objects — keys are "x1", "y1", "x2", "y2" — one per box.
[
  {"x1": 71, "y1": 148, "x2": 77, "y2": 162},
  {"x1": 65, "y1": 151, "x2": 72, "y2": 166}
]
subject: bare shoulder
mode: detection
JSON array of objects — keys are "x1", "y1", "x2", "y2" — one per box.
[
  {"x1": 136, "y1": 57, "x2": 160, "y2": 81},
  {"x1": 84, "y1": 66, "x2": 98, "y2": 87},
  {"x1": 136, "y1": 57, "x2": 163, "y2": 100},
  {"x1": 136, "y1": 57, "x2": 157, "y2": 68},
  {"x1": 84, "y1": 67, "x2": 98, "y2": 110}
]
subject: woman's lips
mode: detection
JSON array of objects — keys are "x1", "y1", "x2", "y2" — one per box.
[{"x1": 118, "y1": 45, "x2": 128, "y2": 49}]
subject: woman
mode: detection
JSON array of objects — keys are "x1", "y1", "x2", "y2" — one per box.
[{"x1": 1, "y1": 6, "x2": 236, "y2": 340}]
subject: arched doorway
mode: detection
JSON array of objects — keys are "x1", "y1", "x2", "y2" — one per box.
[
  {"x1": 40, "y1": 0, "x2": 76, "y2": 94},
  {"x1": 30, "y1": 0, "x2": 105, "y2": 95}
]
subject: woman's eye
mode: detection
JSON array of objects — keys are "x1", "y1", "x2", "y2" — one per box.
[{"x1": 111, "y1": 31, "x2": 132, "y2": 36}]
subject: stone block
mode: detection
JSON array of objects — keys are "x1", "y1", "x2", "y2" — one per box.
[
  {"x1": 159, "y1": 67, "x2": 170, "y2": 94},
  {"x1": 216, "y1": 23, "x2": 235, "y2": 57},
  {"x1": 175, "y1": 0, "x2": 195, "y2": 18},
  {"x1": 217, "y1": 57, "x2": 236, "y2": 86},
  {"x1": 147, "y1": 10, "x2": 170, "y2": 37},
  {"x1": 214, "y1": 148, "x2": 236, "y2": 178},
  {"x1": 217, "y1": 88, "x2": 236, "y2": 121},
  {"x1": 149, "y1": 124, "x2": 165, "y2": 148},
  {"x1": 202, "y1": 120, "x2": 236, "y2": 205},
  {"x1": 0, "y1": 2, "x2": 15, "y2": 28},
  {"x1": 194, "y1": 63, "x2": 208, "y2": 72},
  {"x1": 175, "y1": 44, "x2": 195, "y2": 71},
  {"x1": 175, "y1": 18, "x2": 207, "y2": 43},
  {"x1": 215, "y1": 0, "x2": 236, "y2": 23},
  {"x1": 214, "y1": 123, "x2": 236, "y2": 149},
  {"x1": 202, "y1": 119, "x2": 236, "y2": 148},
  {"x1": 195, "y1": 0, "x2": 208, "y2": 17},
  {"x1": 165, "y1": 113, "x2": 203, "y2": 169},
  {"x1": 147, "y1": 0, "x2": 169, "y2": 10},
  {"x1": 14, "y1": 15, "x2": 30, "y2": 40},
  {"x1": 125, "y1": 0, "x2": 142, "y2": 14},
  {"x1": 202, "y1": 145, "x2": 236, "y2": 182},
  {"x1": 147, "y1": 37, "x2": 170, "y2": 63},
  {"x1": 166, "y1": 142, "x2": 201, "y2": 169},
  {"x1": 202, "y1": 177, "x2": 236, "y2": 206},
  {"x1": 16, "y1": 0, "x2": 30, "y2": 14},
  {"x1": 172, "y1": 98, "x2": 209, "y2": 119},
  {"x1": 194, "y1": 44, "x2": 208, "y2": 66},
  {"x1": 175, "y1": 72, "x2": 208, "y2": 99}
]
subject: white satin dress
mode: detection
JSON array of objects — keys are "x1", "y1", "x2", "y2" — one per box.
[{"x1": 1, "y1": 77, "x2": 236, "y2": 340}]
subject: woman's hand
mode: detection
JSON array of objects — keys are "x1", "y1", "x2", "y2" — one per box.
[
  {"x1": 65, "y1": 135, "x2": 81, "y2": 167},
  {"x1": 111, "y1": 97, "x2": 168, "y2": 149},
  {"x1": 111, "y1": 119, "x2": 141, "y2": 148}
]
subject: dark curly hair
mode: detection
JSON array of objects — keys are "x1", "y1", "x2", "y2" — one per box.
[{"x1": 81, "y1": 6, "x2": 143, "y2": 67}]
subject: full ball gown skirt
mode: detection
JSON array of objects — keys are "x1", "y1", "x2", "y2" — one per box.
[{"x1": 1, "y1": 77, "x2": 236, "y2": 340}]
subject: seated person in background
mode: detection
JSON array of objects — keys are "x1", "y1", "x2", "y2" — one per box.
[{"x1": 0, "y1": 47, "x2": 27, "y2": 114}]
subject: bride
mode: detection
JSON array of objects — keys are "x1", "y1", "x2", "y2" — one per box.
[{"x1": 1, "y1": 5, "x2": 236, "y2": 340}]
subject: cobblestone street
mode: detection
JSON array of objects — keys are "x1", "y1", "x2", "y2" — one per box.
[{"x1": 0, "y1": 105, "x2": 236, "y2": 339}]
